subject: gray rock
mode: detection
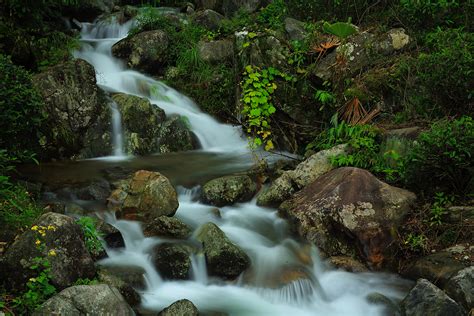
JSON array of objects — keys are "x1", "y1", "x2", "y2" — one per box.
[
  {"x1": 376, "y1": 28, "x2": 411, "y2": 55},
  {"x1": 366, "y1": 292, "x2": 401, "y2": 316},
  {"x1": 32, "y1": 59, "x2": 106, "y2": 159},
  {"x1": 198, "y1": 39, "x2": 234, "y2": 64},
  {"x1": 280, "y1": 167, "x2": 416, "y2": 268},
  {"x1": 445, "y1": 266, "x2": 473, "y2": 310},
  {"x1": 2, "y1": 212, "x2": 96, "y2": 290},
  {"x1": 152, "y1": 243, "x2": 193, "y2": 280},
  {"x1": 159, "y1": 299, "x2": 199, "y2": 316},
  {"x1": 97, "y1": 268, "x2": 141, "y2": 307},
  {"x1": 197, "y1": 222, "x2": 250, "y2": 279},
  {"x1": 284, "y1": 17, "x2": 306, "y2": 41},
  {"x1": 144, "y1": 216, "x2": 192, "y2": 239},
  {"x1": 33, "y1": 285, "x2": 134, "y2": 316},
  {"x1": 257, "y1": 145, "x2": 347, "y2": 207},
  {"x1": 157, "y1": 115, "x2": 200, "y2": 153},
  {"x1": 400, "y1": 279, "x2": 465, "y2": 316},
  {"x1": 202, "y1": 175, "x2": 257, "y2": 206},
  {"x1": 98, "y1": 266, "x2": 146, "y2": 290},
  {"x1": 108, "y1": 170, "x2": 179, "y2": 221},
  {"x1": 112, "y1": 30, "x2": 169, "y2": 75},
  {"x1": 193, "y1": 9, "x2": 225, "y2": 30}
]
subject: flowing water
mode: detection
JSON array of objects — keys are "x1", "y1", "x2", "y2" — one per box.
[{"x1": 66, "y1": 17, "x2": 411, "y2": 315}]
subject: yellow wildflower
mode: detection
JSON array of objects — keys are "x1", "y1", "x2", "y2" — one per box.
[
  {"x1": 48, "y1": 250, "x2": 57, "y2": 256},
  {"x1": 29, "y1": 278, "x2": 36, "y2": 282},
  {"x1": 41, "y1": 233, "x2": 46, "y2": 237},
  {"x1": 47, "y1": 225, "x2": 56, "y2": 231},
  {"x1": 31, "y1": 225, "x2": 38, "y2": 231},
  {"x1": 35, "y1": 239, "x2": 41, "y2": 245}
]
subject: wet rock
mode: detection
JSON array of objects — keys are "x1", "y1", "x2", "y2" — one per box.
[
  {"x1": 143, "y1": 216, "x2": 192, "y2": 239},
  {"x1": 366, "y1": 292, "x2": 401, "y2": 316},
  {"x1": 99, "y1": 266, "x2": 146, "y2": 290},
  {"x1": 279, "y1": 167, "x2": 416, "y2": 268},
  {"x1": 2, "y1": 212, "x2": 96, "y2": 290},
  {"x1": 197, "y1": 222, "x2": 250, "y2": 279},
  {"x1": 198, "y1": 39, "x2": 234, "y2": 64},
  {"x1": 385, "y1": 127, "x2": 422, "y2": 140},
  {"x1": 157, "y1": 115, "x2": 200, "y2": 153},
  {"x1": 158, "y1": 299, "x2": 199, "y2": 316},
  {"x1": 284, "y1": 17, "x2": 306, "y2": 41},
  {"x1": 32, "y1": 59, "x2": 106, "y2": 159},
  {"x1": 75, "y1": 179, "x2": 112, "y2": 202},
  {"x1": 400, "y1": 279, "x2": 465, "y2": 316},
  {"x1": 202, "y1": 175, "x2": 257, "y2": 207},
  {"x1": 97, "y1": 268, "x2": 141, "y2": 307},
  {"x1": 33, "y1": 285, "x2": 134, "y2": 316},
  {"x1": 108, "y1": 170, "x2": 179, "y2": 222},
  {"x1": 112, "y1": 93, "x2": 166, "y2": 155},
  {"x1": 402, "y1": 244, "x2": 472, "y2": 287},
  {"x1": 444, "y1": 205, "x2": 474, "y2": 224},
  {"x1": 78, "y1": 103, "x2": 113, "y2": 158},
  {"x1": 445, "y1": 266, "x2": 474, "y2": 310},
  {"x1": 112, "y1": 30, "x2": 169, "y2": 75},
  {"x1": 328, "y1": 256, "x2": 368, "y2": 272},
  {"x1": 257, "y1": 145, "x2": 347, "y2": 207},
  {"x1": 152, "y1": 243, "x2": 192, "y2": 280},
  {"x1": 192, "y1": 9, "x2": 225, "y2": 30},
  {"x1": 96, "y1": 221, "x2": 125, "y2": 249}
]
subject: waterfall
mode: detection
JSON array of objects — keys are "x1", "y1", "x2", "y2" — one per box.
[{"x1": 110, "y1": 101, "x2": 125, "y2": 157}]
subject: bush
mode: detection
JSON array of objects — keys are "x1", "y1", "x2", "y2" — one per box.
[
  {"x1": 416, "y1": 28, "x2": 473, "y2": 115},
  {"x1": 403, "y1": 116, "x2": 474, "y2": 195},
  {"x1": 0, "y1": 54, "x2": 46, "y2": 159}
]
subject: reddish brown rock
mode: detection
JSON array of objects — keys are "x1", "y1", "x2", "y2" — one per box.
[{"x1": 279, "y1": 167, "x2": 416, "y2": 268}]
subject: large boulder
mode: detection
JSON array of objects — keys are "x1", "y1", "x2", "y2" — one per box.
[
  {"x1": 197, "y1": 222, "x2": 250, "y2": 279},
  {"x1": 201, "y1": 175, "x2": 257, "y2": 207},
  {"x1": 33, "y1": 285, "x2": 134, "y2": 316},
  {"x1": 152, "y1": 243, "x2": 193, "y2": 280},
  {"x1": 2, "y1": 213, "x2": 96, "y2": 290},
  {"x1": 112, "y1": 93, "x2": 166, "y2": 155},
  {"x1": 108, "y1": 170, "x2": 179, "y2": 221},
  {"x1": 112, "y1": 30, "x2": 169, "y2": 75},
  {"x1": 143, "y1": 216, "x2": 192, "y2": 239},
  {"x1": 445, "y1": 266, "x2": 474, "y2": 310},
  {"x1": 97, "y1": 268, "x2": 141, "y2": 307},
  {"x1": 400, "y1": 279, "x2": 465, "y2": 316},
  {"x1": 32, "y1": 59, "x2": 106, "y2": 159},
  {"x1": 157, "y1": 115, "x2": 200, "y2": 153},
  {"x1": 198, "y1": 39, "x2": 234, "y2": 64},
  {"x1": 279, "y1": 167, "x2": 416, "y2": 268},
  {"x1": 192, "y1": 9, "x2": 225, "y2": 30},
  {"x1": 284, "y1": 17, "x2": 306, "y2": 41},
  {"x1": 159, "y1": 299, "x2": 199, "y2": 316},
  {"x1": 257, "y1": 145, "x2": 347, "y2": 207}
]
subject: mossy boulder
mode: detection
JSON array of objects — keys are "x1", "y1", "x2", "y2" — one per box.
[
  {"x1": 108, "y1": 170, "x2": 179, "y2": 222},
  {"x1": 32, "y1": 59, "x2": 106, "y2": 159},
  {"x1": 112, "y1": 93, "x2": 166, "y2": 155},
  {"x1": 143, "y1": 216, "x2": 192, "y2": 239},
  {"x1": 151, "y1": 243, "x2": 193, "y2": 280},
  {"x1": 159, "y1": 299, "x2": 199, "y2": 316},
  {"x1": 198, "y1": 39, "x2": 234, "y2": 64},
  {"x1": 2, "y1": 212, "x2": 96, "y2": 290},
  {"x1": 157, "y1": 115, "x2": 200, "y2": 153},
  {"x1": 202, "y1": 175, "x2": 257, "y2": 206},
  {"x1": 197, "y1": 222, "x2": 250, "y2": 279},
  {"x1": 192, "y1": 9, "x2": 224, "y2": 30},
  {"x1": 97, "y1": 268, "x2": 141, "y2": 307},
  {"x1": 112, "y1": 30, "x2": 169, "y2": 75}
]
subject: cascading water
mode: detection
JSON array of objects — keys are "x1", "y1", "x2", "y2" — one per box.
[
  {"x1": 110, "y1": 100, "x2": 125, "y2": 157},
  {"x1": 75, "y1": 18, "x2": 411, "y2": 315}
]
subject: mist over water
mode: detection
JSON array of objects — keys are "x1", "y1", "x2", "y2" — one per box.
[{"x1": 76, "y1": 18, "x2": 411, "y2": 315}]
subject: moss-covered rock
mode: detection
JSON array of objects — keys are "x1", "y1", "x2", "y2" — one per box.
[
  {"x1": 159, "y1": 299, "x2": 199, "y2": 316},
  {"x1": 157, "y1": 115, "x2": 200, "y2": 153},
  {"x1": 202, "y1": 175, "x2": 257, "y2": 206},
  {"x1": 197, "y1": 222, "x2": 250, "y2": 279},
  {"x1": 152, "y1": 243, "x2": 193, "y2": 280},
  {"x1": 143, "y1": 216, "x2": 192, "y2": 239},
  {"x1": 112, "y1": 30, "x2": 169, "y2": 75}
]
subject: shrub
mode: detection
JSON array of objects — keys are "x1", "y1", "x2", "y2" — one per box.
[
  {"x1": 0, "y1": 54, "x2": 46, "y2": 158},
  {"x1": 403, "y1": 116, "x2": 474, "y2": 195},
  {"x1": 76, "y1": 217, "x2": 104, "y2": 256},
  {"x1": 416, "y1": 28, "x2": 473, "y2": 115},
  {"x1": 257, "y1": 0, "x2": 287, "y2": 29}
]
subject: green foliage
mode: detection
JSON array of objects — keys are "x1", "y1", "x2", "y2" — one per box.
[
  {"x1": 73, "y1": 278, "x2": 100, "y2": 286},
  {"x1": 241, "y1": 65, "x2": 294, "y2": 150},
  {"x1": 257, "y1": 0, "x2": 287, "y2": 29},
  {"x1": 404, "y1": 116, "x2": 474, "y2": 195},
  {"x1": 404, "y1": 233, "x2": 427, "y2": 252},
  {"x1": 416, "y1": 28, "x2": 473, "y2": 115},
  {"x1": 76, "y1": 217, "x2": 104, "y2": 255},
  {"x1": 322, "y1": 21, "x2": 357, "y2": 39},
  {"x1": 0, "y1": 54, "x2": 46, "y2": 158},
  {"x1": 288, "y1": 40, "x2": 307, "y2": 71},
  {"x1": 430, "y1": 192, "x2": 454, "y2": 225}
]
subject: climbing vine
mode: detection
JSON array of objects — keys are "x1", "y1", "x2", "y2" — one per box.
[{"x1": 240, "y1": 65, "x2": 294, "y2": 150}]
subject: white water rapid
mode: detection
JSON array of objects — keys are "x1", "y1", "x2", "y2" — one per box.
[{"x1": 75, "y1": 18, "x2": 410, "y2": 315}]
